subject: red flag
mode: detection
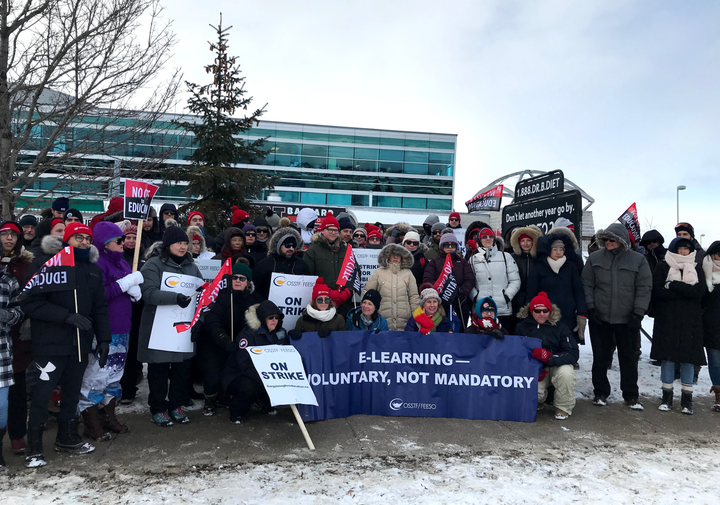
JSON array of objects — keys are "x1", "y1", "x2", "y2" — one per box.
[
  {"x1": 21, "y1": 245, "x2": 76, "y2": 298},
  {"x1": 618, "y1": 203, "x2": 641, "y2": 244},
  {"x1": 433, "y1": 253, "x2": 459, "y2": 304},
  {"x1": 336, "y1": 244, "x2": 362, "y2": 294},
  {"x1": 465, "y1": 185, "x2": 503, "y2": 212},
  {"x1": 175, "y1": 258, "x2": 233, "y2": 333}
]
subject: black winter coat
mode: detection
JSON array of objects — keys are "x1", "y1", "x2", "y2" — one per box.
[
  {"x1": 515, "y1": 306, "x2": 578, "y2": 367},
  {"x1": 650, "y1": 261, "x2": 706, "y2": 365},
  {"x1": 409, "y1": 248, "x2": 428, "y2": 290},
  {"x1": 245, "y1": 241, "x2": 269, "y2": 265},
  {"x1": 511, "y1": 251, "x2": 537, "y2": 315},
  {"x1": 253, "y1": 253, "x2": 311, "y2": 299},
  {"x1": 703, "y1": 285, "x2": 720, "y2": 351}
]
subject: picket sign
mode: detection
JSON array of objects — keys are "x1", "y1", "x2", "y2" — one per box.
[{"x1": 267, "y1": 273, "x2": 318, "y2": 329}]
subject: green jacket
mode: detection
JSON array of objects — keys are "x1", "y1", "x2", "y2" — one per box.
[{"x1": 303, "y1": 234, "x2": 353, "y2": 315}]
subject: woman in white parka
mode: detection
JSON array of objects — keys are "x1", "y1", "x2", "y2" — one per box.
[{"x1": 469, "y1": 227, "x2": 521, "y2": 331}]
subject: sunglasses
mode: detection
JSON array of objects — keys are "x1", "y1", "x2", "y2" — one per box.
[
  {"x1": 315, "y1": 297, "x2": 332, "y2": 304},
  {"x1": 256, "y1": 228, "x2": 268, "y2": 234},
  {"x1": 353, "y1": 233, "x2": 365, "y2": 238},
  {"x1": 245, "y1": 232, "x2": 256, "y2": 237},
  {"x1": 266, "y1": 315, "x2": 280, "y2": 321},
  {"x1": 405, "y1": 240, "x2": 419, "y2": 246},
  {"x1": 533, "y1": 309, "x2": 550, "y2": 314},
  {"x1": 432, "y1": 231, "x2": 442, "y2": 235},
  {"x1": 282, "y1": 242, "x2": 296, "y2": 249},
  {"x1": 368, "y1": 237, "x2": 381, "y2": 241},
  {"x1": 449, "y1": 218, "x2": 459, "y2": 222},
  {"x1": 114, "y1": 237, "x2": 126, "y2": 245},
  {"x1": 232, "y1": 275, "x2": 248, "y2": 282},
  {"x1": 442, "y1": 243, "x2": 457, "y2": 249}
]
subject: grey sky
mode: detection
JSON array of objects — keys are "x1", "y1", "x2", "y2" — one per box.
[{"x1": 161, "y1": 0, "x2": 720, "y2": 245}]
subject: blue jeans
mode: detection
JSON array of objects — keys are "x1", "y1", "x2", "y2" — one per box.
[
  {"x1": 661, "y1": 361, "x2": 694, "y2": 386},
  {"x1": 706, "y1": 348, "x2": 720, "y2": 386},
  {"x1": 0, "y1": 386, "x2": 9, "y2": 428}
]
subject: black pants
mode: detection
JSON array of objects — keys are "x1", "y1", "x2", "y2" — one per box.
[
  {"x1": 226, "y1": 376, "x2": 269, "y2": 418},
  {"x1": 589, "y1": 319, "x2": 639, "y2": 400},
  {"x1": 8, "y1": 371, "x2": 27, "y2": 440},
  {"x1": 147, "y1": 361, "x2": 191, "y2": 415},
  {"x1": 120, "y1": 300, "x2": 144, "y2": 400},
  {"x1": 199, "y1": 341, "x2": 229, "y2": 397},
  {"x1": 28, "y1": 354, "x2": 88, "y2": 428}
]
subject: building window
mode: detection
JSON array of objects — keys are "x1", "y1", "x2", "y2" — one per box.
[
  {"x1": 402, "y1": 197, "x2": 426, "y2": 209},
  {"x1": 327, "y1": 193, "x2": 352, "y2": 206},
  {"x1": 427, "y1": 198, "x2": 452, "y2": 211},
  {"x1": 300, "y1": 192, "x2": 326, "y2": 204},
  {"x1": 375, "y1": 196, "x2": 401, "y2": 208},
  {"x1": 354, "y1": 148, "x2": 378, "y2": 160}
]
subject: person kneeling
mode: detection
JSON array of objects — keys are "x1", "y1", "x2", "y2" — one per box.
[
  {"x1": 346, "y1": 289, "x2": 389, "y2": 332},
  {"x1": 516, "y1": 292, "x2": 578, "y2": 420},
  {"x1": 467, "y1": 297, "x2": 508, "y2": 339},
  {"x1": 221, "y1": 301, "x2": 288, "y2": 424},
  {"x1": 405, "y1": 284, "x2": 460, "y2": 333}
]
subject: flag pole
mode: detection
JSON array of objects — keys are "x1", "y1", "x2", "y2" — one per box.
[
  {"x1": 230, "y1": 291, "x2": 234, "y2": 338},
  {"x1": 132, "y1": 220, "x2": 144, "y2": 272},
  {"x1": 73, "y1": 289, "x2": 82, "y2": 363},
  {"x1": 290, "y1": 404, "x2": 315, "y2": 450}
]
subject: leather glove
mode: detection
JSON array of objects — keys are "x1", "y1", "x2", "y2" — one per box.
[
  {"x1": 587, "y1": 308, "x2": 596, "y2": 323},
  {"x1": 96, "y1": 342, "x2": 110, "y2": 368},
  {"x1": 176, "y1": 294, "x2": 192, "y2": 308},
  {"x1": 532, "y1": 347, "x2": 552, "y2": 364},
  {"x1": 116, "y1": 271, "x2": 144, "y2": 292},
  {"x1": 488, "y1": 328, "x2": 505, "y2": 340},
  {"x1": 317, "y1": 327, "x2": 332, "y2": 338},
  {"x1": 627, "y1": 313, "x2": 643, "y2": 332},
  {"x1": 127, "y1": 285, "x2": 142, "y2": 302},
  {"x1": 65, "y1": 313, "x2": 93, "y2": 331},
  {"x1": 289, "y1": 328, "x2": 303, "y2": 340},
  {"x1": 573, "y1": 315, "x2": 587, "y2": 341},
  {"x1": 539, "y1": 369, "x2": 548, "y2": 382}
]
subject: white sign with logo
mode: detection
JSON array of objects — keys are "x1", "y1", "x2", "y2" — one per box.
[
  {"x1": 246, "y1": 345, "x2": 318, "y2": 407},
  {"x1": 148, "y1": 272, "x2": 203, "y2": 353},
  {"x1": 353, "y1": 248, "x2": 380, "y2": 301},
  {"x1": 268, "y1": 273, "x2": 318, "y2": 330},
  {"x1": 194, "y1": 258, "x2": 222, "y2": 282},
  {"x1": 452, "y1": 228, "x2": 467, "y2": 256}
]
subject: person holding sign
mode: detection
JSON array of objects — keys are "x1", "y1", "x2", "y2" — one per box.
[
  {"x1": 253, "y1": 221, "x2": 310, "y2": 299},
  {"x1": 346, "y1": 289, "x2": 389, "y2": 332},
  {"x1": 221, "y1": 301, "x2": 289, "y2": 424},
  {"x1": 138, "y1": 226, "x2": 201, "y2": 427},
  {"x1": 405, "y1": 284, "x2": 460, "y2": 333},
  {"x1": 290, "y1": 278, "x2": 346, "y2": 337}
]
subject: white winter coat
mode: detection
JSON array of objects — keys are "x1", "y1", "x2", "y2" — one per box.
[{"x1": 469, "y1": 246, "x2": 521, "y2": 316}]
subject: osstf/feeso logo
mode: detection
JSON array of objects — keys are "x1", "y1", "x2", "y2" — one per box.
[{"x1": 388, "y1": 398, "x2": 437, "y2": 411}]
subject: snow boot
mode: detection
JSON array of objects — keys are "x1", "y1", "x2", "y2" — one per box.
[
  {"x1": 101, "y1": 398, "x2": 129, "y2": 434},
  {"x1": 658, "y1": 389, "x2": 673, "y2": 412},
  {"x1": 710, "y1": 385, "x2": 720, "y2": 412},
  {"x1": 81, "y1": 405, "x2": 111, "y2": 441},
  {"x1": 25, "y1": 424, "x2": 47, "y2": 468},
  {"x1": 203, "y1": 394, "x2": 217, "y2": 416},
  {"x1": 11, "y1": 438, "x2": 27, "y2": 455},
  {"x1": 681, "y1": 391, "x2": 694, "y2": 415},
  {"x1": 0, "y1": 427, "x2": 6, "y2": 468},
  {"x1": 55, "y1": 418, "x2": 96, "y2": 454}
]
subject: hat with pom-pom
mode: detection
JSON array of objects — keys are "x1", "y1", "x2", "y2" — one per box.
[
  {"x1": 312, "y1": 277, "x2": 331, "y2": 300},
  {"x1": 232, "y1": 206, "x2": 250, "y2": 225},
  {"x1": 530, "y1": 292, "x2": 552, "y2": 313}
]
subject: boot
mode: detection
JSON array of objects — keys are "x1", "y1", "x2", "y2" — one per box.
[
  {"x1": 0, "y1": 427, "x2": 5, "y2": 468},
  {"x1": 101, "y1": 398, "x2": 129, "y2": 433},
  {"x1": 81, "y1": 405, "x2": 112, "y2": 441},
  {"x1": 203, "y1": 394, "x2": 217, "y2": 416},
  {"x1": 55, "y1": 417, "x2": 96, "y2": 454},
  {"x1": 25, "y1": 424, "x2": 47, "y2": 468},
  {"x1": 658, "y1": 389, "x2": 673, "y2": 412},
  {"x1": 710, "y1": 385, "x2": 720, "y2": 412},
  {"x1": 681, "y1": 391, "x2": 693, "y2": 415}
]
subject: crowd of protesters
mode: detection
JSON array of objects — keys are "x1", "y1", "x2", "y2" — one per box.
[{"x1": 0, "y1": 197, "x2": 718, "y2": 469}]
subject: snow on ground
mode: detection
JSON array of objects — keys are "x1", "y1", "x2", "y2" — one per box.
[{"x1": 2, "y1": 445, "x2": 719, "y2": 504}]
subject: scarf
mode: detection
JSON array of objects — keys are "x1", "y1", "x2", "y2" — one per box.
[
  {"x1": 665, "y1": 251, "x2": 698, "y2": 285},
  {"x1": 413, "y1": 306, "x2": 442, "y2": 331},
  {"x1": 74, "y1": 247, "x2": 90, "y2": 261},
  {"x1": 702, "y1": 255, "x2": 720, "y2": 292},
  {"x1": 547, "y1": 256, "x2": 566, "y2": 274},
  {"x1": 360, "y1": 314, "x2": 375, "y2": 329},
  {"x1": 306, "y1": 304, "x2": 337, "y2": 322}
]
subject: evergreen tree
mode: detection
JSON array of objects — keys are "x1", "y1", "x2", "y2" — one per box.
[{"x1": 174, "y1": 14, "x2": 274, "y2": 236}]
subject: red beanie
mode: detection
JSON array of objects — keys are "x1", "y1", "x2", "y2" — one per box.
[
  {"x1": 317, "y1": 215, "x2": 339, "y2": 232},
  {"x1": 530, "y1": 291, "x2": 552, "y2": 313},
  {"x1": 312, "y1": 277, "x2": 331, "y2": 300},
  {"x1": 232, "y1": 206, "x2": 250, "y2": 225},
  {"x1": 187, "y1": 211, "x2": 205, "y2": 226},
  {"x1": 63, "y1": 222, "x2": 92, "y2": 243},
  {"x1": 519, "y1": 234, "x2": 532, "y2": 242},
  {"x1": 449, "y1": 212, "x2": 461, "y2": 221},
  {"x1": 0, "y1": 222, "x2": 20, "y2": 234},
  {"x1": 479, "y1": 228, "x2": 494, "y2": 239}
]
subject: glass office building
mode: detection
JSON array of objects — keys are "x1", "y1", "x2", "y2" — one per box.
[{"x1": 16, "y1": 114, "x2": 457, "y2": 212}]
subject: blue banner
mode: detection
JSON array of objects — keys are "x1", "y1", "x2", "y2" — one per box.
[{"x1": 291, "y1": 331, "x2": 543, "y2": 423}]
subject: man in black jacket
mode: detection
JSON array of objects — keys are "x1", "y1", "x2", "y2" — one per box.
[
  {"x1": 20, "y1": 223, "x2": 112, "y2": 468},
  {"x1": 640, "y1": 230, "x2": 666, "y2": 272},
  {"x1": 253, "y1": 223, "x2": 310, "y2": 299}
]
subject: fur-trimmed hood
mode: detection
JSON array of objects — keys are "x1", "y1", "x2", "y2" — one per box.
[
  {"x1": 547, "y1": 226, "x2": 579, "y2": 249},
  {"x1": 8, "y1": 248, "x2": 34, "y2": 265},
  {"x1": 41, "y1": 235, "x2": 99, "y2": 263},
  {"x1": 186, "y1": 226, "x2": 207, "y2": 254},
  {"x1": 384, "y1": 222, "x2": 412, "y2": 239},
  {"x1": 536, "y1": 233, "x2": 578, "y2": 262},
  {"x1": 245, "y1": 301, "x2": 283, "y2": 331},
  {"x1": 596, "y1": 223, "x2": 630, "y2": 250},
  {"x1": 378, "y1": 243, "x2": 414, "y2": 269},
  {"x1": 516, "y1": 303, "x2": 562, "y2": 325},
  {"x1": 144, "y1": 241, "x2": 164, "y2": 260},
  {"x1": 268, "y1": 223, "x2": 302, "y2": 256},
  {"x1": 510, "y1": 226, "x2": 542, "y2": 257},
  {"x1": 464, "y1": 221, "x2": 492, "y2": 243}
]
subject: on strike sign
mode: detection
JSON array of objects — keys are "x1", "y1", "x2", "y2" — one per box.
[{"x1": 124, "y1": 179, "x2": 159, "y2": 220}]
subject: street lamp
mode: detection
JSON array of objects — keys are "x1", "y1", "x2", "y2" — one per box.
[
  {"x1": 676, "y1": 185, "x2": 686, "y2": 224},
  {"x1": 701, "y1": 234, "x2": 705, "y2": 246}
]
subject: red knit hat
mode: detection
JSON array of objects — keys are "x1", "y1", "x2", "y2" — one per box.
[
  {"x1": 187, "y1": 211, "x2": 205, "y2": 226},
  {"x1": 519, "y1": 233, "x2": 532, "y2": 242},
  {"x1": 530, "y1": 291, "x2": 552, "y2": 313},
  {"x1": 479, "y1": 228, "x2": 494, "y2": 239},
  {"x1": 124, "y1": 224, "x2": 138, "y2": 236},
  {"x1": 63, "y1": 222, "x2": 92, "y2": 243},
  {"x1": 231, "y1": 206, "x2": 250, "y2": 225},
  {"x1": 0, "y1": 221, "x2": 20, "y2": 234},
  {"x1": 449, "y1": 212, "x2": 461, "y2": 221},
  {"x1": 317, "y1": 215, "x2": 339, "y2": 232},
  {"x1": 312, "y1": 277, "x2": 331, "y2": 300}
]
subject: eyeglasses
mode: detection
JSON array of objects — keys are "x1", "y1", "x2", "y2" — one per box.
[
  {"x1": 405, "y1": 241, "x2": 419, "y2": 246},
  {"x1": 324, "y1": 228, "x2": 339, "y2": 234},
  {"x1": 449, "y1": 218, "x2": 460, "y2": 222},
  {"x1": 114, "y1": 237, "x2": 126, "y2": 245},
  {"x1": 533, "y1": 309, "x2": 550, "y2": 314},
  {"x1": 256, "y1": 228, "x2": 268, "y2": 234},
  {"x1": 232, "y1": 275, "x2": 248, "y2": 282},
  {"x1": 353, "y1": 233, "x2": 365, "y2": 238},
  {"x1": 282, "y1": 242, "x2": 296, "y2": 249},
  {"x1": 266, "y1": 315, "x2": 280, "y2": 321},
  {"x1": 245, "y1": 232, "x2": 256, "y2": 237},
  {"x1": 0, "y1": 231, "x2": 19, "y2": 238},
  {"x1": 315, "y1": 297, "x2": 332, "y2": 304},
  {"x1": 74, "y1": 235, "x2": 93, "y2": 244},
  {"x1": 442, "y1": 243, "x2": 457, "y2": 249}
]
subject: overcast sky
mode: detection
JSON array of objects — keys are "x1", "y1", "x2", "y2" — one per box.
[{"x1": 160, "y1": 0, "x2": 720, "y2": 246}]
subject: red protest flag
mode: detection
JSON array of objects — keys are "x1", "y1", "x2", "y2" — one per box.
[
  {"x1": 175, "y1": 258, "x2": 233, "y2": 333},
  {"x1": 21, "y1": 245, "x2": 76, "y2": 298},
  {"x1": 618, "y1": 203, "x2": 641, "y2": 244},
  {"x1": 336, "y1": 244, "x2": 362, "y2": 294},
  {"x1": 433, "y1": 253, "x2": 459, "y2": 304}
]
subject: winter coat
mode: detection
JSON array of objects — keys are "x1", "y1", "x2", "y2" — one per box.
[
  {"x1": 212, "y1": 227, "x2": 246, "y2": 261},
  {"x1": 295, "y1": 308, "x2": 346, "y2": 333},
  {"x1": 409, "y1": 245, "x2": 429, "y2": 289},
  {"x1": 346, "y1": 307, "x2": 390, "y2": 332},
  {"x1": 296, "y1": 208, "x2": 319, "y2": 248},
  {"x1": 157, "y1": 203, "x2": 179, "y2": 235},
  {"x1": 222, "y1": 303, "x2": 289, "y2": 389},
  {"x1": 581, "y1": 224, "x2": 653, "y2": 324},
  {"x1": 20, "y1": 237, "x2": 111, "y2": 357},
  {"x1": 467, "y1": 246, "x2": 521, "y2": 317},
  {"x1": 187, "y1": 225, "x2": 214, "y2": 258},
  {"x1": 515, "y1": 304, "x2": 578, "y2": 367},
  {"x1": 423, "y1": 222, "x2": 447, "y2": 261},
  {"x1": 4, "y1": 248, "x2": 33, "y2": 373},
  {"x1": 703, "y1": 280, "x2": 720, "y2": 351},
  {"x1": 510, "y1": 225, "x2": 542, "y2": 315},
  {"x1": 0, "y1": 267, "x2": 23, "y2": 388},
  {"x1": 363, "y1": 244, "x2": 420, "y2": 331},
  {"x1": 245, "y1": 240, "x2": 268, "y2": 264},
  {"x1": 650, "y1": 260, "x2": 706, "y2": 365},
  {"x1": 547, "y1": 226, "x2": 584, "y2": 273},
  {"x1": 94, "y1": 222, "x2": 134, "y2": 335},
  {"x1": 137, "y1": 250, "x2": 202, "y2": 363},
  {"x1": 639, "y1": 230, "x2": 666, "y2": 272},
  {"x1": 253, "y1": 226, "x2": 310, "y2": 298},
  {"x1": 303, "y1": 234, "x2": 353, "y2": 314},
  {"x1": 527, "y1": 233, "x2": 587, "y2": 333}
]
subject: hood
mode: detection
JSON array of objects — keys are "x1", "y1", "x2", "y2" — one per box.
[
  {"x1": 430, "y1": 222, "x2": 446, "y2": 234},
  {"x1": 7, "y1": 248, "x2": 34, "y2": 266},
  {"x1": 159, "y1": 203, "x2": 179, "y2": 219},
  {"x1": 509, "y1": 226, "x2": 542, "y2": 257},
  {"x1": 517, "y1": 303, "x2": 562, "y2": 325},
  {"x1": 223, "y1": 227, "x2": 245, "y2": 251},
  {"x1": 186, "y1": 226, "x2": 207, "y2": 254},
  {"x1": 640, "y1": 229, "x2": 664, "y2": 247},
  {"x1": 596, "y1": 223, "x2": 630, "y2": 250},
  {"x1": 384, "y1": 222, "x2": 412, "y2": 239},
  {"x1": 93, "y1": 222, "x2": 125, "y2": 247},
  {"x1": 268, "y1": 224, "x2": 302, "y2": 256},
  {"x1": 377, "y1": 243, "x2": 414, "y2": 269},
  {"x1": 475, "y1": 296, "x2": 498, "y2": 317},
  {"x1": 144, "y1": 241, "x2": 164, "y2": 260},
  {"x1": 41, "y1": 235, "x2": 99, "y2": 263},
  {"x1": 296, "y1": 208, "x2": 318, "y2": 230},
  {"x1": 536, "y1": 233, "x2": 577, "y2": 261},
  {"x1": 423, "y1": 214, "x2": 439, "y2": 228},
  {"x1": 464, "y1": 221, "x2": 492, "y2": 243},
  {"x1": 107, "y1": 196, "x2": 124, "y2": 214},
  {"x1": 246, "y1": 301, "x2": 284, "y2": 330},
  {"x1": 547, "y1": 226, "x2": 579, "y2": 249},
  {"x1": 706, "y1": 240, "x2": 720, "y2": 258}
]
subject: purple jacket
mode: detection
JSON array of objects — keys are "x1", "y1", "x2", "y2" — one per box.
[{"x1": 94, "y1": 222, "x2": 132, "y2": 334}]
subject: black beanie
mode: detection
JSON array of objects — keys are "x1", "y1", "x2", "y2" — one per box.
[
  {"x1": 18, "y1": 215, "x2": 37, "y2": 227},
  {"x1": 362, "y1": 289, "x2": 382, "y2": 311},
  {"x1": 338, "y1": 217, "x2": 355, "y2": 232},
  {"x1": 163, "y1": 225, "x2": 189, "y2": 247},
  {"x1": 674, "y1": 222, "x2": 695, "y2": 238},
  {"x1": 64, "y1": 208, "x2": 83, "y2": 222}
]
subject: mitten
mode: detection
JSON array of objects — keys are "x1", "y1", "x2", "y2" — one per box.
[
  {"x1": 96, "y1": 342, "x2": 110, "y2": 368},
  {"x1": 65, "y1": 313, "x2": 93, "y2": 331},
  {"x1": 289, "y1": 328, "x2": 303, "y2": 340},
  {"x1": 532, "y1": 347, "x2": 552, "y2": 364},
  {"x1": 627, "y1": 313, "x2": 643, "y2": 332},
  {"x1": 127, "y1": 285, "x2": 142, "y2": 302},
  {"x1": 318, "y1": 327, "x2": 332, "y2": 338},
  {"x1": 329, "y1": 287, "x2": 352, "y2": 307},
  {"x1": 176, "y1": 294, "x2": 192, "y2": 308},
  {"x1": 466, "y1": 240, "x2": 478, "y2": 252},
  {"x1": 116, "y1": 271, "x2": 144, "y2": 292},
  {"x1": 539, "y1": 369, "x2": 548, "y2": 382}
]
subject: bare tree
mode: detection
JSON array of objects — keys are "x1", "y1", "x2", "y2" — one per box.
[{"x1": 0, "y1": 0, "x2": 182, "y2": 219}]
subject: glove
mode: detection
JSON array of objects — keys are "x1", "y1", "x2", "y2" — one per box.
[
  {"x1": 627, "y1": 313, "x2": 643, "y2": 332},
  {"x1": 289, "y1": 328, "x2": 303, "y2": 340},
  {"x1": 539, "y1": 369, "x2": 548, "y2": 382},
  {"x1": 586, "y1": 308, "x2": 596, "y2": 323},
  {"x1": 329, "y1": 287, "x2": 352, "y2": 307},
  {"x1": 488, "y1": 328, "x2": 505, "y2": 340},
  {"x1": 532, "y1": 347, "x2": 552, "y2": 364},
  {"x1": 116, "y1": 271, "x2": 144, "y2": 293},
  {"x1": 466, "y1": 240, "x2": 478, "y2": 252},
  {"x1": 176, "y1": 294, "x2": 192, "y2": 308},
  {"x1": 317, "y1": 327, "x2": 332, "y2": 338},
  {"x1": 573, "y1": 315, "x2": 587, "y2": 340},
  {"x1": 65, "y1": 313, "x2": 93, "y2": 331},
  {"x1": 1, "y1": 307, "x2": 23, "y2": 326},
  {"x1": 96, "y1": 342, "x2": 109, "y2": 368},
  {"x1": 127, "y1": 285, "x2": 142, "y2": 302}
]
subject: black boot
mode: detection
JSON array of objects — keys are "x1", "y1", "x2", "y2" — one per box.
[
  {"x1": 0, "y1": 427, "x2": 6, "y2": 468},
  {"x1": 658, "y1": 389, "x2": 673, "y2": 412},
  {"x1": 681, "y1": 391, "x2": 694, "y2": 415},
  {"x1": 25, "y1": 424, "x2": 47, "y2": 468},
  {"x1": 55, "y1": 418, "x2": 95, "y2": 454},
  {"x1": 203, "y1": 394, "x2": 217, "y2": 416}
]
